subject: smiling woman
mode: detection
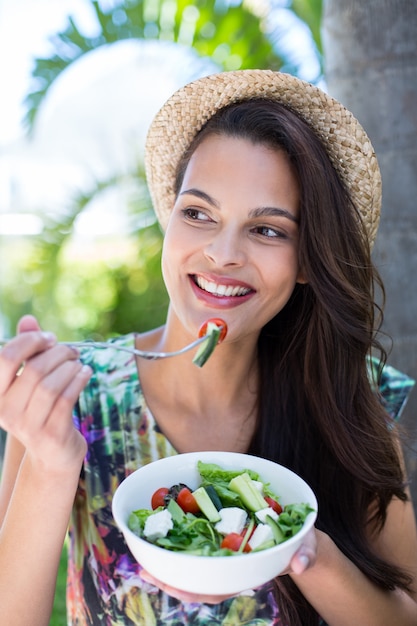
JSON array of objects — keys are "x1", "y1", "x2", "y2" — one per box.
[
  {"x1": 0, "y1": 70, "x2": 416, "y2": 626},
  {"x1": 161, "y1": 134, "x2": 304, "y2": 335}
]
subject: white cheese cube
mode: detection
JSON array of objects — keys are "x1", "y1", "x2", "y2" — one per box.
[
  {"x1": 252, "y1": 480, "x2": 264, "y2": 493},
  {"x1": 248, "y1": 523, "x2": 274, "y2": 550},
  {"x1": 255, "y1": 506, "x2": 279, "y2": 523},
  {"x1": 143, "y1": 509, "x2": 173, "y2": 541},
  {"x1": 215, "y1": 507, "x2": 247, "y2": 536}
]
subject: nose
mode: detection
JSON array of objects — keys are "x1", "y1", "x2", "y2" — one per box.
[{"x1": 203, "y1": 225, "x2": 246, "y2": 268}]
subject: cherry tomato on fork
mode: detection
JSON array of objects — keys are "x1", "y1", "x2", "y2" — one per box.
[
  {"x1": 151, "y1": 487, "x2": 169, "y2": 510},
  {"x1": 198, "y1": 319, "x2": 228, "y2": 343}
]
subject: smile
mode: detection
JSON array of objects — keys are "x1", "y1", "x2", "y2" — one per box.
[{"x1": 193, "y1": 275, "x2": 252, "y2": 297}]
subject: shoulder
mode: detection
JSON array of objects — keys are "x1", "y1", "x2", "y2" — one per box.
[{"x1": 367, "y1": 356, "x2": 415, "y2": 420}]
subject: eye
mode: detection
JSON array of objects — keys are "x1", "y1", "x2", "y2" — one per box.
[
  {"x1": 182, "y1": 208, "x2": 212, "y2": 222},
  {"x1": 252, "y1": 225, "x2": 288, "y2": 239}
]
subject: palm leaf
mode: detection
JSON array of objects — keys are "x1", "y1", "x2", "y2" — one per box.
[{"x1": 24, "y1": 0, "x2": 284, "y2": 130}]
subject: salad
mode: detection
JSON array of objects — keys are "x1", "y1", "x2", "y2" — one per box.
[{"x1": 128, "y1": 461, "x2": 314, "y2": 556}]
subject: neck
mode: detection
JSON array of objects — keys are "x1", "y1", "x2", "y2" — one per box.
[
  {"x1": 134, "y1": 317, "x2": 260, "y2": 453},
  {"x1": 142, "y1": 333, "x2": 258, "y2": 406}
]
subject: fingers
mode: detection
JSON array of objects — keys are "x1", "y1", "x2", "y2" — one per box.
[
  {"x1": 31, "y1": 358, "x2": 91, "y2": 432},
  {"x1": 0, "y1": 315, "x2": 54, "y2": 390},
  {"x1": 4, "y1": 358, "x2": 89, "y2": 442},
  {"x1": 0, "y1": 324, "x2": 92, "y2": 467},
  {"x1": 139, "y1": 570, "x2": 236, "y2": 604},
  {"x1": 25, "y1": 361, "x2": 92, "y2": 466},
  {"x1": 9, "y1": 342, "x2": 80, "y2": 405},
  {"x1": 290, "y1": 547, "x2": 314, "y2": 575},
  {"x1": 17, "y1": 314, "x2": 42, "y2": 334},
  {"x1": 288, "y1": 528, "x2": 318, "y2": 575},
  {"x1": 0, "y1": 331, "x2": 58, "y2": 392}
]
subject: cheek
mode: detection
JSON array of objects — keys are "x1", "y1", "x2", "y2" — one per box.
[
  {"x1": 262, "y1": 259, "x2": 302, "y2": 311},
  {"x1": 160, "y1": 226, "x2": 186, "y2": 292},
  {"x1": 161, "y1": 239, "x2": 174, "y2": 290},
  {"x1": 265, "y1": 250, "x2": 300, "y2": 285}
]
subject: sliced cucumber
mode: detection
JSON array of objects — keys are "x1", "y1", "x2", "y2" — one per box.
[
  {"x1": 228, "y1": 472, "x2": 268, "y2": 512},
  {"x1": 264, "y1": 514, "x2": 285, "y2": 544},
  {"x1": 167, "y1": 498, "x2": 186, "y2": 523},
  {"x1": 192, "y1": 486, "x2": 221, "y2": 522},
  {"x1": 192, "y1": 323, "x2": 221, "y2": 367},
  {"x1": 205, "y1": 485, "x2": 223, "y2": 511}
]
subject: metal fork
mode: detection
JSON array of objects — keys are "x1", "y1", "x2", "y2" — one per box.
[{"x1": 0, "y1": 336, "x2": 208, "y2": 361}]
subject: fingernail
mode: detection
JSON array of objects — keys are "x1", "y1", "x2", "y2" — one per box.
[
  {"x1": 298, "y1": 554, "x2": 310, "y2": 571},
  {"x1": 81, "y1": 365, "x2": 93, "y2": 377},
  {"x1": 41, "y1": 331, "x2": 56, "y2": 345}
]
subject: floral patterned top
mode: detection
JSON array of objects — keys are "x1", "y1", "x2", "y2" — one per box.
[{"x1": 68, "y1": 334, "x2": 415, "y2": 626}]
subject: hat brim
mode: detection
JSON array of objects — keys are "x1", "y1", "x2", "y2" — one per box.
[{"x1": 145, "y1": 69, "x2": 381, "y2": 247}]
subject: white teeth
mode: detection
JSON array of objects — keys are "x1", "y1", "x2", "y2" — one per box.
[{"x1": 195, "y1": 276, "x2": 250, "y2": 297}]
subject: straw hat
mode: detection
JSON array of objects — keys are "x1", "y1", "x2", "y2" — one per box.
[{"x1": 145, "y1": 69, "x2": 381, "y2": 247}]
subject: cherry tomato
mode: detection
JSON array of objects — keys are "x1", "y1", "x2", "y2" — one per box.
[
  {"x1": 198, "y1": 318, "x2": 228, "y2": 343},
  {"x1": 221, "y1": 533, "x2": 251, "y2": 552},
  {"x1": 265, "y1": 496, "x2": 283, "y2": 515},
  {"x1": 151, "y1": 487, "x2": 169, "y2": 510},
  {"x1": 176, "y1": 487, "x2": 200, "y2": 514}
]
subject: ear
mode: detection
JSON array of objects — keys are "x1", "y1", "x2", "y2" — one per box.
[{"x1": 296, "y1": 267, "x2": 308, "y2": 285}]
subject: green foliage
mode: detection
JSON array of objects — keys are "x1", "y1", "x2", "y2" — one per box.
[
  {"x1": 1, "y1": 160, "x2": 169, "y2": 339},
  {"x1": 1, "y1": 224, "x2": 167, "y2": 340},
  {"x1": 291, "y1": 0, "x2": 323, "y2": 54},
  {"x1": 25, "y1": 0, "x2": 283, "y2": 131}
]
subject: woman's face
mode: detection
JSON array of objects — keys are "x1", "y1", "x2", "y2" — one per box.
[{"x1": 162, "y1": 134, "x2": 305, "y2": 343}]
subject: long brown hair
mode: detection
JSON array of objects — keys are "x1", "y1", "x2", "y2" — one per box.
[{"x1": 175, "y1": 99, "x2": 411, "y2": 625}]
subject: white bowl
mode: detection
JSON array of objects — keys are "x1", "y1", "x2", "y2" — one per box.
[{"x1": 112, "y1": 451, "x2": 317, "y2": 595}]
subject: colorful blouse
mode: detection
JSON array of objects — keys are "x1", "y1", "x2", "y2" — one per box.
[{"x1": 68, "y1": 334, "x2": 415, "y2": 625}]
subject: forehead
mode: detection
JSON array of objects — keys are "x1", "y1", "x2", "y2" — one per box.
[
  {"x1": 180, "y1": 134, "x2": 300, "y2": 215},
  {"x1": 183, "y1": 133, "x2": 291, "y2": 177}
]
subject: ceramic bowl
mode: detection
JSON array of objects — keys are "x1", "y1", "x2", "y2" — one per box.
[{"x1": 112, "y1": 451, "x2": 317, "y2": 595}]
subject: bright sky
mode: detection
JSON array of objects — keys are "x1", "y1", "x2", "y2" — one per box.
[{"x1": 0, "y1": 0, "x2": 98, "y2": 147}]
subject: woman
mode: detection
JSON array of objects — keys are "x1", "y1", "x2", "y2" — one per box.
[{"x1": 0, "y1": 70, "x2": 416, "y2": 625}]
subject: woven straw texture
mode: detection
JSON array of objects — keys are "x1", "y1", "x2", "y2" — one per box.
[{"x1": 145, "y1": 70, "x2": 381, "y2": 247}]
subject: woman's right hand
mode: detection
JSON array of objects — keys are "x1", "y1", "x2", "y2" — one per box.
[{"x1": 0, "y1": 315, "x2": 92, "y2": 474}]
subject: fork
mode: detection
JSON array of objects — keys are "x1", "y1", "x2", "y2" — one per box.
[{"x1": 0, "y1": 336, "x2": 208, "y2": 361}]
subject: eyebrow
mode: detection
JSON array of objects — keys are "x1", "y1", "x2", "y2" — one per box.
[
  {"x1": 180, "y1": 188, "x2": 299, "y2": 223},
  {"x1": 180, "y1": 188, "x2": 220, "y2": 208},
  {"x1": 249, "y1": 206, "x2": 299, "y2": 224}
]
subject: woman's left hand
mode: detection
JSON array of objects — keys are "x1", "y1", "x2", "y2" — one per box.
[
  {"x1": 286, "y1": 527, "x2": 317, "y2": 575},
  {"x1": 139, "y1": 569, "x2": 237, "y2": 604},
  {"x1": 139, "y1": 527, "x2": 318, "y2": 603}
]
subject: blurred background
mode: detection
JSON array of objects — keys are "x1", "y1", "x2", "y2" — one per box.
[
  {"x1": 0, "y1": 0, "x2": 416, "y2": 545},
  {"x1": 0, "y1": 0, "x2": 323, "y2": 343}
]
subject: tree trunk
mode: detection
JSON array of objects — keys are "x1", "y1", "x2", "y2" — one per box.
[{"x1": 321, "y1": 0, "x2": 417, "y2": 511}]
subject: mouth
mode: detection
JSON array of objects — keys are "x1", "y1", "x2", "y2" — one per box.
[{"x1": 192, "y1": 275, "x2": 253, "y2": 297}]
